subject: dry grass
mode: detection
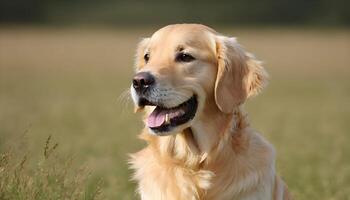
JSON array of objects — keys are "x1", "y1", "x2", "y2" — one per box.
[
  {"x1": 0, "y1": 26, "x2": 349, "y2": 199},
  {"x1": 0, "y1": 136, "x2": 102, "y2": 200}
]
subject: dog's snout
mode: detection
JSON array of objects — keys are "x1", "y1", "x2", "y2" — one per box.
[{"x1": 132, "y1": 72, "x2": 155, "y2": 93}]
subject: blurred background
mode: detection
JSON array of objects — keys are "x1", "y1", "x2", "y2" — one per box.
[{"x1": 0, "y1": 0, "x2": 349, "y2": 199}]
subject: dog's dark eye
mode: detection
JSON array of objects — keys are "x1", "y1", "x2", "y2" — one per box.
[
  {"x1": 144, "y1": 53, "x2": 150, "y2": 63},
  {"x1": 176, "y1": 53, "x2": 195, "y2": 63}
]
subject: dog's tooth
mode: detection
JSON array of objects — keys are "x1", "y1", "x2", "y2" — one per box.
[{"x1": 165, "y1": 113, "x2": 170, "y2": 124}]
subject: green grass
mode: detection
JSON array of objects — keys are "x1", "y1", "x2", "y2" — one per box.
[{"x1": 0, "y1": 27, "x2": 349, "y2": 199}]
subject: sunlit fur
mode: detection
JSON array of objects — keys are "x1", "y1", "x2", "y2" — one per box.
[{"x1": 130, "y1": 24, "x2": 291, "y2": 200}]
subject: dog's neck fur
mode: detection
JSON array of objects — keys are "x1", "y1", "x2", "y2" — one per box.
[
  {"x1": 191, "y1": 102, "x2": 241, "y2": 154},
  {"x1": 140, "y1": 104, "x2": 249, "y2": 169}
]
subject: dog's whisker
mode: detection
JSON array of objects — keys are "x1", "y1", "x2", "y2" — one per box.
[
  {"x1": 117, "y1": 89, "x2": 133, "y2": 116},
  {"x1": 117, "y1": 89, "x2": 130, "y2": 104}
]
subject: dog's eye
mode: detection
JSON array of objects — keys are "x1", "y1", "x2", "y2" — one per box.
[
  {"x1": 144, "y1": 53, "x2": 150, "y2": 63},
  {"x1": 176, "y1": 53, "x2": 195, "y2": 63}
]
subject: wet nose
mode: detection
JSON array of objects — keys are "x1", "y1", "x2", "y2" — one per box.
[{"x1": 132, "y1": 72, "x2": 155, "y2": 93}]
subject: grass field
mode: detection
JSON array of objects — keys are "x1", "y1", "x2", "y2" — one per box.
[{"x1": 0, "y1": 27, "x2": 349, "y2": 199}]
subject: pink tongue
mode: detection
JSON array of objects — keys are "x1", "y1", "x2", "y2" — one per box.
[{"x1": 147, "y1": 109, "x2": 166, "y2": 128}]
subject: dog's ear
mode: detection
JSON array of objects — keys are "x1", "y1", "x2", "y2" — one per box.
[
  {"x1": 134, "y1": 38, "x2": 150, "y2": 70},
  {"x1": 214, "y1": 36, "x2": 268, "y2": 114}
]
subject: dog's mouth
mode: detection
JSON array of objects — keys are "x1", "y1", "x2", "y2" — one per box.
[{"x1": 139, "y1": 96, "x2": 198, "y2": 133}]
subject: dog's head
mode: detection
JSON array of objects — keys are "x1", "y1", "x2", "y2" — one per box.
[{"x1": 131, "y1": 24, "x2": 268, "y2": 136}]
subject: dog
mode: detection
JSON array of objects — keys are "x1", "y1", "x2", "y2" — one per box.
[{"x1": 129, "y1": 24, "x2": 290, "y2": 200}]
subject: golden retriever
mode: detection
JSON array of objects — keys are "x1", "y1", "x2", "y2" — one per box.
[{"x1": 129, "y1": 24, "x2": 290, "y2": 200}]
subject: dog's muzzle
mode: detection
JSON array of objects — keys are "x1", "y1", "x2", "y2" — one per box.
[{"x1": 131, "y1": 72, "x2": 198, "y2": 134}]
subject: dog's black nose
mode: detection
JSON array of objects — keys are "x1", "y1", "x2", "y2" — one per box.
[{"x1": 132, "y1": 72, "x2": 155, "y2": 93}]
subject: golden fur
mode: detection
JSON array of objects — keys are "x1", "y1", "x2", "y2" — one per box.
[{"x1": 130, "y1": 24, "x2": 291, "y2": 200}]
